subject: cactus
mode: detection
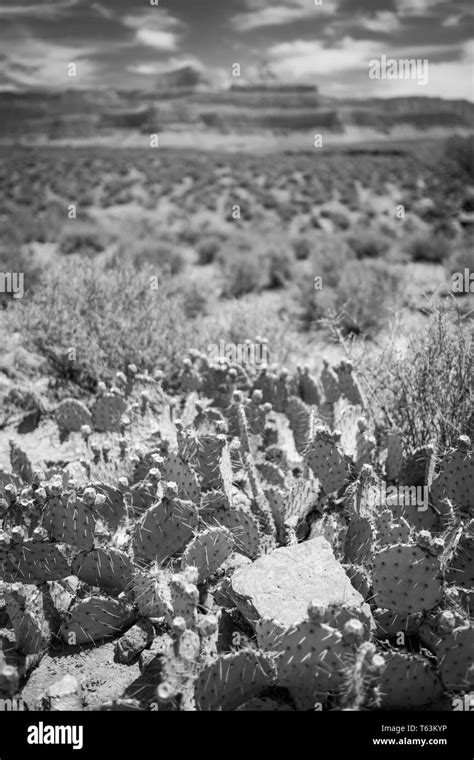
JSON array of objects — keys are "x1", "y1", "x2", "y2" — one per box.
[
  {"x1": 201, "y1": 492, "x2": 260, "y2": 559},
  {"x1": 92, "y1": 392, "x2": 126, "y2": 433},
  {"x1": 159, "y1": 453, "x2": 201, "y2": 503},
  {"x1": 305, "y1": 426, "x2": 350, "y2": 495},
  {"x1": 256, "y1": 613, "x2": 348, "y2": 710},
  {"x1": 55, "y1": 398, "x2": 93, "y2": 434},
  {"x1": 296, "y1": 365, "x2": 321, "y2": 406},
  {"x1": 132, "y1": 566, "x2": 173, "y2": 619},
  {"x1": 193, "y1": 434, "x2": 233, "y2": 499},
  {"x1": 431, "y1": 436, "x2": 473, "y2": 516},
  {"x1": 436, "y1": 626, "x2": 474, "y2": 692},
  {"x1": 1, "y1": 533, "x2": 70, "y2": 583},
  {"x1": 92, "y1": 483, "x2": 127, "y2": 531},
  {"x1": 344, "y1": 515, "x2": 374, "y2": 565},
  {"x1": 385, "y1": 428, "x2": 404, "y2": 481},
  {"x1": 285, "y1": 396, "x2": 316, "y2": 457},
  {"x1": 195, "y1": 650, "x2": 275, "y2": 711},
  {"x1": 157, "y1": 629, "x2": 201, "y2": 711},
  {"x1": 4, "y1": 583, "x2": 53, "y2": 654},
  {"x1": 372, "y1": 543, "x2": 444, "y2": 613},
  {"x1": 334, "y1": 360, "x2": 364, "y2": 407},
  {"x1": 377, "y1": 651, "x2": 443, "y2": 708},
  {"x1": 9, "y1": 441, "x2": 33, "y2": 484},
  {"x1": 60, "y1": 596, "x2": 136, "y2": 645},
  {"x1": 71, "y1": 548, "x2": 133, "y2": 591},
  {"x1": 182, "y1": 527, "x2": 235, "y2": 583},
  {"x1": 169, "y1": 571, "x2": 199, "y2": 628},
  {"x1": 133, "y1": 485, "x2": 199, "y2": 563},
  {"x1": 42, "y1": 491, "x2": 95, "y2": 551}
]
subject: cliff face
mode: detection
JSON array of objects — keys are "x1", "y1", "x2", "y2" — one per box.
[{"x1": 0, "y1": 83, "x2": 472, "y2": 139}]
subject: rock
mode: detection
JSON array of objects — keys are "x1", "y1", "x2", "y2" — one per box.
[
  {"x1": 42, "y1": 675, "x2": 82, "y2": 711},
  {"x1": 0, "y1": 652, "x2": 20, "y2": 695},
  {"x1": 231, "y1": 537, "x2": 370, "y2": 628},
  {"x1": 114, "y1": 621, "x2": 154, "y2": 665}
]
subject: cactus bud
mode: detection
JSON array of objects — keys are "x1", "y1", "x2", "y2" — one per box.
[
  {"x1": 171, "y1": 617, "x2": 187, "y2": 636},
  {"x1": 343, "y1": 619, "x2": 365, "y2": 645},
  {"x1": 83, "y1": 487, "x2": 97, "y2": 507}
]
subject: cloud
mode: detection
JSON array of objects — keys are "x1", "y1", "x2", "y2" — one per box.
[
  {"x1": 0, "y1": 0, "x2": 80, "y2": 17},
  {"x1": 266, "y1": 37, "x2": 379, "y2": 79},
  {"x1": 121, "y1": 9, "x2": 183, "y2": 51},
  {"x1": 231, "y1": 0, "x2": 336, "y2": 31},
  {"x1": 0, "y1": 36, "x2": 100, "y2": 88},
  {"x1": 127, "y1": 56, "x2": 204, "y2": 76},
  {"x1": 360, "y1": 11, "x2": 400, "y2": 32},
  {"x1": 395, "y1": 0, "x2": 442, "y2": 14}
]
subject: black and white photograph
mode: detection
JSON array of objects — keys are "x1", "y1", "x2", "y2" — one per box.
[{"x1": 0, "y1": 0, "x2": 472, "y2": 749}]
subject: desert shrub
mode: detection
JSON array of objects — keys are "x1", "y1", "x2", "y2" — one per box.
[
  {"x1": 131, "y1": 241, "x2": 185, "y2": 276},
  {"x1": 461, "y1": 190, "x2": 474, "y2": 213},
  {"x1": 291, "y1": 235, "x2": 313, "y2": 260},
  {"x1": 58, "y1": 222, "x2": 107, "y2": 256},
  {"x1": 2, "y1": 202, "x2": 65, "y2": 245},
  {"x1": 0, "y1": 245, "x2": 43, "y2": 307},
  {"x1": 310, "y1": 236, "x2": 354, "y2": 288},
  {"x1": 196, "y1": 235, "x2": 221, "y2": 265},
  {"x1": 320, "y1": 207, "x2": 351, "y2": 231},
  {"x1": 362, "y1": 308, "x2": 472, "y2": 449},
  {"x1": 404, "y1": 233, "x2": 449, "y2": 263},
  {"x1": 445, "y1": 244, "x2": 474, "y2": 291},
  {"x1": 173, "y1": 278, "x2": 209, "y2": 319},
  {"x1": 219, "y1": 249, "x2": 268, "y2": 298},
  {"x1": 264, "y1": 244, "x2": 295, "y2": 288},
  {"x1": 444, "y1": 134, "x2": 474, "y2": 179},
  {"x1": 299, "y1": 257, "x2": 402, "y2": 336},
  {"x1": 335, "y1": 259, "x2": 402, "y2": 335},
  {"x1": 347, "y1": 230, "x2": 390, "y2": 259},
  {"x1": 8, "y1": 258, "x2": 198, "y2": 389}
]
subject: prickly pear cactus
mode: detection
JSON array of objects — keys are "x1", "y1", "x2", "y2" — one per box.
[
  {"x1": 372, "y1": 543, "x2": 444, "y2": 613},
  {"x1": 60, "y1": 597, "x2": 136, "y2": 645},
  {"x1": 195, "y1": 650, "x2": 275, "y2": 711},
  {"x1": 431, "y1": 436, "x2": 473, "y2": 515},
  {"x1": 92, "y1": 392, "x2": 126, "y2": 433},
  {"x1": 182, "y1": 527, "x2": 235, "y2": 583},
  {"x1": 71, "y1": 548, "x2": 133, "y2": 591},
  {"x1": 9, "y1": 441, "x2": 33, "y2": 484},
  {"x1": 42, "y1": 492, "x2": 96, "y2": 551},
  {"x1": 133, "y1": 485, "x2": 199, "y2": 563},
  {"x1": 376, "y1": 651, "x2": 443, "y2": 708},
  {"x1": 305, "y1": 426, "x2": 350, "y2": 494},
  {"x1": 4, "y1": 583, "x2": 53, "y2": 654},
  {"x1": 55, "y1": 398, "x2": 93, "y2": 434}
]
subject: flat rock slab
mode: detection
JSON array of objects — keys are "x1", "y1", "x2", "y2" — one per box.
[{"x1": 231, "y1": 537, "x2": 368, "y2": 628}]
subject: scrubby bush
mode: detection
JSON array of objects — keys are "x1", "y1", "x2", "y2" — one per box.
[
  {"x1": 58, "y1": 222, "x2": 108, "y2": 256},
  {"x1": 264, "y1": 244, "x2": 295, "y2": 288},
  {"x1": 299, "y1": 256, "x2": 402, "y2": 336},
  {"x1": 404, "y1": 233, "x2": 449, "y2": 263},
  {"x1": 196, "y1": 235, "x2": 221, "y2": 265},
  {"x1": 131, "y1": 240, "x2": 185, "y2": 275},
  {"x1": 444, "y1": 134, "x2": 474, "y2": 179},
  {"x1": 347, "y1": 230, "x2": 391, "y2": 259},
  {"x1": 291, "y1": 235, "x2": 313, "y2": 260},
  {"x1": 219, "y1": 249, "x2": 268, "y2": 298},
  {"x1": 7, "y1": 258, "x2": 197, "y2": 389},
  {"x1": 363, "y1": 307, "x2": 472, "y2": 449},
  {"x1": 445, "y1": 243, "x2": 474, "y2": 291}
]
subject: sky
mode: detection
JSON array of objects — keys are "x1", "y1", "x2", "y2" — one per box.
[{"x1": 0, "y1": 0, "x2": 472, "y2": 99}]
